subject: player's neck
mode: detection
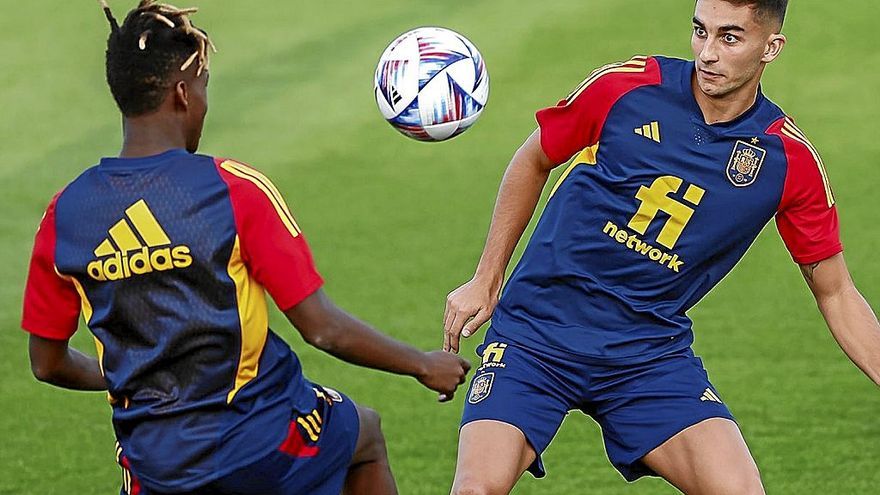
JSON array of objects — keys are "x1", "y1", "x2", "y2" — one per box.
[
  {"x1": 691, "y1": 74, "x2": 761, "y2": 126},
  {"x1": 120, "y1": 115, "x2": 189, "y2": 159}
]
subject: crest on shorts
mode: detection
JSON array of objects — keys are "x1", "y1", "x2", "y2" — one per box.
[
  {"x1": 468, "y1": 373, "x2": 495, "y2": 404},
  {"x1": 726, "y1": 140, "x2": 766, "y2": 187}
]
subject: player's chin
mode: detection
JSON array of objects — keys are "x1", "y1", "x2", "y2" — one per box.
[{"x1": 697, "y1": 79, "x2": 728, "y2": 97}]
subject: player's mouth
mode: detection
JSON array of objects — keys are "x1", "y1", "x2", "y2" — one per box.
[{"x1": 698, "y1": 68, "x2": 724, "y2": 79}]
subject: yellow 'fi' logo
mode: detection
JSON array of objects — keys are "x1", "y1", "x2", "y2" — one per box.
[{"x1": 87, "y1": 199, "x2": 192, "y2": 281}]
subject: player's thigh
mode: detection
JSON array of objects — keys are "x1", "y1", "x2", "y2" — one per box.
[
  {"x1": 642, "y1": 417, "x2": 764, "y2": 495},
  {"x1": 350, "y1": 402, "x2": 386, "y2": 465},
  {"x1": 455, "y1": 336, "x2": 574, "y2": 494},
  {"x1": 451, "y1": 420, "x2": 536, "y2": 495}
]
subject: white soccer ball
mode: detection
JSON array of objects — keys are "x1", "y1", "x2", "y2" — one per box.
[{"x1": 374, "y1": 27, "x2": 490, "y2": 142}]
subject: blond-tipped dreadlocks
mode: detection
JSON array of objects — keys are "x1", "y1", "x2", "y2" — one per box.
[{"x1": 100, "y1": 0, "x2": 217, "y2": 116}]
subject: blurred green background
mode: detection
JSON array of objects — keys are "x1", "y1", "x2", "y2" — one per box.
[{"x1": 1, "y1": 0, "x2": 878, "y2": 493}]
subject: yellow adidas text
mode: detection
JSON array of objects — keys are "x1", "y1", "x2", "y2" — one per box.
[
  {"x1": 602, "y1": 222, "x2": 684, "y2": 272},
  {"x1": 87, "y1": 246, "x2": 192, "y2": 281}
]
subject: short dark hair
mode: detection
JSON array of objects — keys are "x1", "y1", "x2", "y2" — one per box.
[
  {"x1": 721, "y1": 0, "x2": 788, "y2": 29},
  {"x1": 100, "y1": 1, "x2": 215, "y2": 117}
]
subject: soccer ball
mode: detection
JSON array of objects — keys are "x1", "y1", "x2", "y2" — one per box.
[{"x1": 374, "y1": 27, "x2": 490, "y2": 142}]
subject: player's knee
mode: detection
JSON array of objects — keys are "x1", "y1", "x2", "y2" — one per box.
[
  {"x1": 451, "y1": 477, "x2": 507, "y2": 495},
  {"x1": 452, "y1": 473, "x2": 512, "y2": 495},
  {"x1": 356, "y1": 405, "x2": 387, "y2": 458},
  {"x1": 712, "y1": 469, "x2": 765, "y2": 495}
]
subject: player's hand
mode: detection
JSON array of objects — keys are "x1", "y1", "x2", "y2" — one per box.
[
  {"x1": 417, "y1": 350, "x2": 471, "y2": 402},
  {"x1": 444, "y1": 278, "x2": 499, "y2": 353}
]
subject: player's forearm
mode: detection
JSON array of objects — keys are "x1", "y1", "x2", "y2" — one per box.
[
  {"x1": 31, "y1": 344, "x2": 107, "y2": 391},
  {"x1": 818, "y1": 287, "x2": 880, "y2": 386},
  {"x1": 473, "y1": 134, "x2": 552, "y2": 287},
  {"x1": 319, "y1": 311, "x2": 429, "y2": 378},
  {"x1": 286, "y1": 293, "x2": 428, "y2": 378}
]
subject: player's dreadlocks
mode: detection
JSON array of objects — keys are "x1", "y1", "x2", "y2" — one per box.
[{"x1": 99, "y1": 0, "x2": 216, "y2": 116}]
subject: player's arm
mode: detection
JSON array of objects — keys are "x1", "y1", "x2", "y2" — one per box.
[
  {"x1": 769, "y1": 117, "x2": 879, "y2": 385},
  {"x1": 217, "y1": 160, "x2": 470, "y2": 401},
  {"x1": 285, "y1": 289, "x2": 470, "y2": 400},
  {"x1": 443, "y1": 130, "x2": 555, "y2": 352},
  {"x1": 22, "y1": 192, "x2": 106, "y2": 391},
  {"x1": 28, "y1": 335, "x2": 106, "y2": 391},
  {"x1": 800, "y1": 254, "x2": 880, "y2": 386}
]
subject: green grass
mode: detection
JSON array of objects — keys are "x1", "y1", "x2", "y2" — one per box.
[{"x1": 1, "y1": 0, "x2": 879, "y2": 493}]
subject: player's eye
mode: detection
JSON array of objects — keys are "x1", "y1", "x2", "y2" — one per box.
[
  {"x1": 694, "y1": 26, "x2": 707, "y2": 38},
  {"x1": 723, "y1": 34, "x2": 739, "y2": 44}
]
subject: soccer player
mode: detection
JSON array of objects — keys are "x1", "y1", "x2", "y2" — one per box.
[
  {"x1": 21, "y1": 2, "x2": 470, "y2": 494},
  {"x1": 443, "y1": 0, "x2": 880, "y2": 493}
]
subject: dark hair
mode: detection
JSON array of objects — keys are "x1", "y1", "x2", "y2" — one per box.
[
  {"x1": 721, "y1": 0, "x2": 788, "y2": 29},
  {"x1": 100, "y1": 1, "x2": 215, "y2": 117}
]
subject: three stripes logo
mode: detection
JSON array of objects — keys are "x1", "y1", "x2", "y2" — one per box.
[
  {"x1": 565, "y1": 55, "x2": 649, "y2": 106},
  {"x1": 297, "y1": 409, "x2": 324, "y2": 442},
  {"x1": 778, "y1": 117, "x2": 834, "y2": 207},
  {"x1": 87, "y1": 199, "x2": 192, "y2": 282},
  {"x1": 634, "y1": 121, "x2": 661, "y2": 143},
  {"x1": 700, "y1": 388, "x2": 723, "y2": 404}
]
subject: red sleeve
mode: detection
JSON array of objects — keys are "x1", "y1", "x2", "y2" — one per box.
[
  {"x1": 535, "y1": 56, "x2": 662, "y2": 165},
  {"x1": 22, "y1": 192, "x2": 82, "y2": 340},
  {"x1": 767, "y1": 117, "x2": 843, "y2": 264},
  {"x1": 216, "y1": 158, "x2": 324, "y2": 311}
]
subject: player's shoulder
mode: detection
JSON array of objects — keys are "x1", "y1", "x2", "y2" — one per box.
[
  {"x1": 213, "y1": 156, "x2": 280, "y2": 191},
  {"x1": 765, "y1": 115, "x2": 835, "y2": 206},
  {"x1": 765, "y1": 115, "x2": 824, "y2": 168},
  {"x1": 565, "y1": 55, "x2": 663, "y2": 104}
]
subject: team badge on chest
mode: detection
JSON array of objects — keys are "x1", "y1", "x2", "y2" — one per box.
[
  {"x1": 468, "y1": 373, "x2": 495, "y2": 404},
  {"x1": 726, "y1": 140, "x2": 767, "y2": 187}
]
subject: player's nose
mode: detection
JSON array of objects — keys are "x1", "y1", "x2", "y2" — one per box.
[{"x1": 699, "y1": 40, "x2": 720, "y2": 64}]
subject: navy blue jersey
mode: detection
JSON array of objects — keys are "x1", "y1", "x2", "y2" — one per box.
[
  {"x1": 492, "y1": 56, "x2": 842, "y2": 364},
  {"x1": 23, "y1": 149, "x2": 324, "y2": 491}
]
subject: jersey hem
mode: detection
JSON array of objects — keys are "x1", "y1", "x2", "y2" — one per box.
[{"x1": 489, "y1": 315, "x2": 694, "y2": 366}]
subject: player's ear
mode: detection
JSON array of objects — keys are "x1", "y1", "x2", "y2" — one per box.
[
  {"x1": 761, "y1": 33, "x2": 786, "y2": 63},
  {"x1": 173, "y1": 80, "x2": 190, "y2": 112}
]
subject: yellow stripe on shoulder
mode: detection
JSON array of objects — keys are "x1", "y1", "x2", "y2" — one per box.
[
  {"x1": 780, "y1": 119, "x2": 834, "y2": 207},
  {"x1": 220, "y1": 160, "x2": 302, "y2": 237},
  {"x1": 565, "y1": 55, "x2": 649, "y2": 106}
]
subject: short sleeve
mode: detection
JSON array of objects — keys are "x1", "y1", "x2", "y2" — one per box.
[
  {"x1": 768, "y1": 117, "x2": 843, "y2": 264},
  {"x1": 535, "y1": 56, "x2": 662, "y2": 165},
  {"x1": 22, "y1": 192, "x2": 82, "y2": 340},
  {"x1": 216, "y1": 159, "x2": 324, "y2": 310}
]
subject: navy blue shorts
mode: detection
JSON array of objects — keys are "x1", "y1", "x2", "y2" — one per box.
[
  {"x1": 120, "y1": 384, "x2": 360, "y2": 495},
  {"x1": 461, "y1": 329, "x2": 734, "y2": 482}
]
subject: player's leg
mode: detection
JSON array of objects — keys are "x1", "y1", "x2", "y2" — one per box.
[
  {"x1": 451, "y1": 335, "x2": 573, "y2": 495},
  {"x1": 344, "y1": 403, "x2": 396, "y2": 494},
  {"x1": 588, "y1": 350, "x2": 763, "y2": 494},
  {"x1": 450, "y1": 420, "x2": 536, "y2": 495},
  {"x1": 641, "y1": 417, "x2": 763, "y2": 495}
]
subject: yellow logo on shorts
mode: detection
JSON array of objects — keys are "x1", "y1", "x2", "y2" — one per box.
[{"x1": 479, "y1": 342, "x2": 507, "y2": 371}]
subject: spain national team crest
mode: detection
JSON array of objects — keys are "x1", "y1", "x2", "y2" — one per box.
[
  {"x1": 468, "y1": 373, "x2": 495, "y2": 404},
  {"x1": 726, "y1": 140, "x2": 767, "y2": 187}
]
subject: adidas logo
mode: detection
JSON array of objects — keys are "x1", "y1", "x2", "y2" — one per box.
[
  {"x1": 87, "y1": 199, "x2": 192, "y2": 282},
  {"x1": 634, "y1": 121, "x2": 661, "y2": 143},
  {"x1": 700, "y1": 388, "x2": 723, "y2": 404}
]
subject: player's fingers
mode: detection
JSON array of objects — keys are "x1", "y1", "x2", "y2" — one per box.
[
  {"x1": 461, "y1": 307, "x2": 492, "y2": 338},
  {"x1": 443, "y1": 301, "x2": 455, "y2": 333},
  {"x1": 447, "y1": 311, "x2": 469, "y2": 353},
  {"x1": 439, "y1": 391, "x2": 454, "y2": 403},
  {"x1": 442, "y1": 330, "x2": 452, "y2": 353}
]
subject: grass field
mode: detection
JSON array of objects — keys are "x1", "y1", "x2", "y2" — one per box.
[{"x1": 1, "y1": 0, "x2": 879, "y2": 493}]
